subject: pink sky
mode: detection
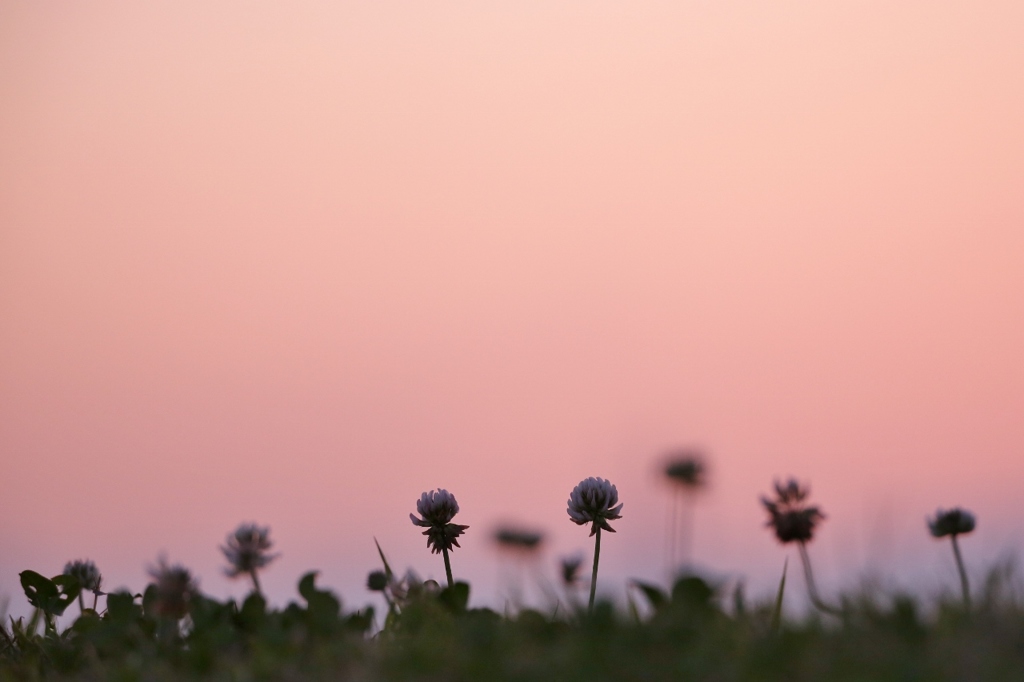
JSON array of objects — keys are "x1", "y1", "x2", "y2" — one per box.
[{"x1": 2, "y1": 1, "x2": 1023, "y2": 615}]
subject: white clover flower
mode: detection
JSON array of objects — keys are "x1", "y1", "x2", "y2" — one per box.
[
  {"x1": 147, "y1": 557, "x2": 198, "y2": 619},
  {"x1": 63, "y1": 559, "x2": 102, "y2": 593},
  {"x1": 221, "y1": 523, "x2": 278, "y2": 578},
  {"x1": 410, "y1": 488, "x2": 469, "y2": 554},
  {"x1": 567, "y1": 477, "x2": 623, "y2": 536}
]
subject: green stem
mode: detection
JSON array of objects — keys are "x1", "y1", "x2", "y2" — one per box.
[
  {"x1": 797, "y1": 542, "x2": 841, "y2": 616},
  {"x1": 442, "y1": 548, "x2": 454, "y2": 589},
  {"x1": 249, "y1": 569, "x2": 263, "y2": 596},
  {"x1": 78, "y1": 593, "x2": 86, "y2": 613},
  {"x1": 951, "y1": 534, "x2": 971, "y2": 610},
  {"x1": 589, "y1": 526, "x2": 602, "y2": 613}
]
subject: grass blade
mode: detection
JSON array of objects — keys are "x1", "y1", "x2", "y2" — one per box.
[{"x1": 770, "y1": 557, "x2": 788, "y2": 635}]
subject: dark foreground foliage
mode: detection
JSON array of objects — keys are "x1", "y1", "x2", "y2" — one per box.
[{"x1": 3, "y1": 569, "x2": 1024, "y2": 682}]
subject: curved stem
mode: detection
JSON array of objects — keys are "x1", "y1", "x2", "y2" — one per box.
[
  {"x1": 589, "y1": 526, "x2": 602, "y2": 613},
  {"x1": 249, "y1": 569, "x2": 262, "y2": 596},
  {"x1": 951, "y1": 534, "x2": 971, "y2": 610},
  {"x1": 797, "y1": 542, "x2": 841, "y2": 616},
  {"x1": 442, "y1": 548, "x2": 454, "y2": 589}
]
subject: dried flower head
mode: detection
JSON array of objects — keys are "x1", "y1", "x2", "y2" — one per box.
[
  {"x1": 761, "y1": 478, "x2": 824, "y2": 544},
  {"x1": 221, "y1": 523, "x2": 278, "y2": 578},
  {"x1": 494, "y1": 525, "x2": 544, "y2": 552},
  {"x1": 410, "y1": 488, "x2": 469, "y2": 554},
  {"x1": 567, "y1": 477, "x2": 623, "y2": 536},
  {"x1": 147, "y1": 558, "x2": 198, "y2": 619},
  {"x1": 664, "y1": 452, "x2": 707, "y2": 488},
  {"x1": 63, "y1": 559, "x2": 102, "y2": 593},
  {"x1": 928, "y1": 507, "x2": 976, "y2": 538}
]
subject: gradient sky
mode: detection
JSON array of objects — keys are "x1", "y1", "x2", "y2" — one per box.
[{"x1": 2, "y1": 1, "x2": 1023, "y2": 617}]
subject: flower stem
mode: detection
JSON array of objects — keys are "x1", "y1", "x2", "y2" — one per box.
[
  {"x1": 442, "y1": 547, "x2": 454, "y2": 589},
  {"x1": 249, "y1": 569, "x2": 263, "y2": 596},
  {"x1": 951, "y1": 534, "x2": 971, "y2": 610},
  {"x1": 589, "y1": 526, "x2": 602, "y2": 613},
  {"x1": 797, "y1": 542, "x2": 841, "y2": 616}
]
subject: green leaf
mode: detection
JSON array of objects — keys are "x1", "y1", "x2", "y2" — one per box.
[
  {"x1": 439, "y1": 581, "x2": 470, "y2": 613},
  {"x1": 20, "y1": 571, "x2": 81, "y2": 617},
  {"x1": 20, "y1": 571, "x2": 58, "y2": 610},
  {"x1": 671, "y1": 576, "x2": 714, "y2": 610},
  {"x1": 631, "y1": 580, "x2": 668, "y2": 612}
]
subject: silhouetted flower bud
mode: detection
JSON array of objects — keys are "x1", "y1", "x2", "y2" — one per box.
[
  {"x1": 410, "y1": 488, "x2": 469, "y2": 554},
  {"x1": 928, "y1": 507, "x2": 976, "y2": 538},
  {"x1": 367, "y1": 570, "x2": 389, "y2": 592},
  {"x1": 761, "y1": 478, "x2": 824, "y2": 544},
  {"x1": 63, "y1": 559, "x2": 102, "y2": 593},
  {"x1": 560, "y1": 554, "x2": 583, "y2": 586},
  {"x1": 567, "y1": 477, "x2": 623, "y2": 536}
]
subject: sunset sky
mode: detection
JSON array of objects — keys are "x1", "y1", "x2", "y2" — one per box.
[{"x1": 2, "y1": 1, "x2": 1023, "y2": 616}]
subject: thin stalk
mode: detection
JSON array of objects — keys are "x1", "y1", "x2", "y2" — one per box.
[
  {"x1": 951, "y1": 534, "x2": 971, "y2": 610},
  {"x1": 680, "y1": 493, "x2": 695, "y2": 568},
  {"x1": 78, "y1": 592, "x2": 86, "y2": 613},
  {"x1": 249, "y1": 569, "x2": 263, "y2": 596},
  {"x1": 797, "y1": 542, "x2": 841, "y2": 616},
  {"x1": 589, "y1": 526, "x2": 602, "y2": 613},
  {"x1": 92, "y1": 592, "x2": 99, "y2": 611},
  {"x1": 442, "y1": 548, "x2": 454, "y2": 589},
  {"x1": 667, "y1": 490, "x2": 678, "y2": 575}
]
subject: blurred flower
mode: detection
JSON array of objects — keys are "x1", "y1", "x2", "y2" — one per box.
[
  {"x1": 493, "y1": 525, "x2": 544, "y2": 552},
  {"x1": 928, "y1": 507, "x2": 976, "y2": 538},
  {"x1": 560, "y1": 554, "x2": 583, "y2": 586},
  {"x1": 63, "y1": 559, "x2": 102, "y2": 593},
  {"x1": 410, "y1": 488, "x2": 469, "y2": 554},
  {"x1": 147, "y1": 558, "x2": 198, "y2": 619},
  {"x1": 761, "y1": 478, "x2": 824, "y2": 544},
  {"x1": 664, "y1": 452, "x2": 707, "y2": 488},
  {"x1": 221, "y1": 523, "x2": 278, "y2": 578},
  {"x1": 567, "y1": 477, "x2": 623, "y2": 536}
]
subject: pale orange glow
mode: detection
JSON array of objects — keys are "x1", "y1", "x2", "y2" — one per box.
[{"x1": 2, "y1": 1, "x2": 1023, "y2": 614}]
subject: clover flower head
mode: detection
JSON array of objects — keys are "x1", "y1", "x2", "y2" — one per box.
[
  {"x1": 567, "y1": 477, "x2": 623, "y2": 536},
  {"x1": 410, "y1": 488, "x2": 469, "y2": 554},
  {"x1": 147, "y1": 557, "x2": 198, "y2": 619},
  {"x1": 928, "y1": 507, "x2": 976, "y2": 538},
  {"x1": 221, "y1": 523, "x2": 278, "y2": 578},
  {"x1": 664, "y1": 451, "x2": 707, "y2": 488},
  {"x1": 493, "y1": 525, "x2": 544, "y2": 552},
  {"x1": 761, "y1": 478, "x2": 824, "y2": 544},
  {"x1": 63, "y1": 559, "x2": 102, "y2": 593}
]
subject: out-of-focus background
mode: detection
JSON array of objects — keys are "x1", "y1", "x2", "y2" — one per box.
[{"x1": 2, "y1": 1, "x2": 1023, "y2": 616}]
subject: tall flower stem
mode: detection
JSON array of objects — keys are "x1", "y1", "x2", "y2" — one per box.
[
  {"x1": 797, "y1": 542, "x2": 840, "y2": 616},
  {"x1": 950, "y1": 534, "x2": 971, "y2": 610},
  {"x1": 589, "y1": 527, "x2": 602, "y2": 613},
  {"x1": 249, "y1": 569, "x2": 263, "y2": 596},
  {"x1": 442, "y1": 547, "x2": 454, "y2": 589}
]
